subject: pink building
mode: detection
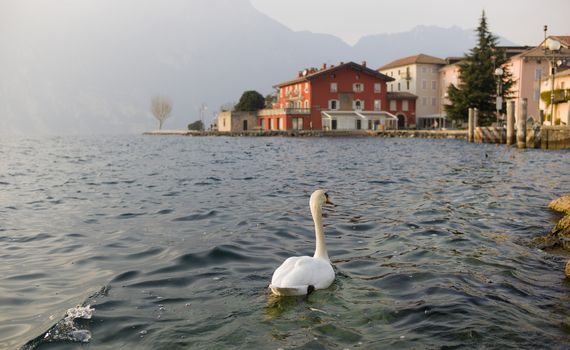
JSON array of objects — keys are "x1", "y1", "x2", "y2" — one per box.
[{"x1": 439, "y1": 46, "x2": 545, "y2": 124}]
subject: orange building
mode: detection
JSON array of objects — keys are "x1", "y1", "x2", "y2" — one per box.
[{"x1": 257, "y1": 61, "x2": 415, "y2": 130}]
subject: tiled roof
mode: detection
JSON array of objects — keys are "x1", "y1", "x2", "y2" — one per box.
[
  {"x1": 553, "y1": 36, "x2": 570, "y2": 47},
  {"x1": 274, "y1": 61, "x2": 394, "y2": 88},
  {"x1": 387, "y1": 92, "x2": 418, "y2": 100},
  {"x1": 512, "y1": 43, "x2": 570, "y2": 60},
  {"x1": 377, "y1": 54, "x2": 446, "y2": 71}
]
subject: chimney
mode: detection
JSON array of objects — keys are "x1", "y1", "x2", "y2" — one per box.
[
  {"x1": 362, "y1": 61, "x2": 367, "y2": 68},
  {"x1": 322, "y1": 63, "x2": 327, "y2": 70},
  {"x1": 298, "y1": 71, "x2": 303, "y2": 77}
]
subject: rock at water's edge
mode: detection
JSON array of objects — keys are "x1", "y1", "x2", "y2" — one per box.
[{"x1": 549, "y1": 196, "x2": 570, "y2": 215}]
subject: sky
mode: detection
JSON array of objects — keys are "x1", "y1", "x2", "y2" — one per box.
[{"x1": 249, "y1": 0, "x2": 569, "y2": 46}]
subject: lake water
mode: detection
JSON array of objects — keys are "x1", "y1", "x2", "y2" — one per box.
[{"x1": 1, "y1": 135, "x2": 570, "y2": 349}]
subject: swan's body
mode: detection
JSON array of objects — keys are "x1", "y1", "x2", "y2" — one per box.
[{"x1": 269, "y1": 190, "x2": 335, "y2": 296}]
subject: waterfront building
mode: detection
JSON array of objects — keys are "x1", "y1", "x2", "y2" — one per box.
[
  {"x1": 438, "y1": 57, "x2": 462, "y2": 126},
  {"x1": 378, "y1": 54, "x2": 446, "y2": 129},
  {"x1": 539, "y1": 68, "x2": 570, "y2": 126},
  {"x1": 216, "y1": 111, "x2": 257, "y2": 132},
  {"x1": 537, "y1": 36, "x2": 570, "y2": 125},
  {"x1": 438, "y1": 45, "x2": 558, "y2": 126},
  {"x1": 257, "y1": 61, "x2": 415, "y2": 131}
]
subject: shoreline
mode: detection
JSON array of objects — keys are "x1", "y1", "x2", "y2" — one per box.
[{"x1": 143, "y1": 129, "x2": 468, "y2": 139}]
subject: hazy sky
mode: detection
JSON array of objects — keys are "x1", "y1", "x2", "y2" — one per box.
[{"x1": 250, "y1": 0, "x2": 569, "y2": 45}]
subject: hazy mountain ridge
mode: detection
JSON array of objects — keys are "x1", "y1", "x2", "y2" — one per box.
[{"x1": 0, "y1": 0, "x2": 516, "y2": 135}]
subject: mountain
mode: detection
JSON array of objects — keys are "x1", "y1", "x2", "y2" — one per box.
[
  {"x1": 0, "y1": 0, "x2": 516, "y2": 135},
  {"x1": 353, "y1": 25, "x2": 516, "y2": 68}
]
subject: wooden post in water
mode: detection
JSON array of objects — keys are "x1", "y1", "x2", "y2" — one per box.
[
  {"x1": 517, "y1": 98, "x2": 527, "y2": 149},
  {"x1": 468, "y1": 108, "x2": 474, "y2": 142},
  {"x1": 506, "y1": 100, "x2": 515, "y2": 145},
  {"x1": 474, "y1": 108, "x2": 479, "y2": 130}
]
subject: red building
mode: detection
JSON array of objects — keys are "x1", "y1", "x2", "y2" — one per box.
[{"x1": 257, "y1": 61, "x2": 416, "y2": 131}]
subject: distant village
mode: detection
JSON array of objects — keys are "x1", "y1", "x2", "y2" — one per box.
[{"x1": 215, "y1": 35, "x2": 570, "y2": 133}]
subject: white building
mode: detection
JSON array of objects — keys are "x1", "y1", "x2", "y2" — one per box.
[{"x1": 378, "y1": 54, "x2": 447, "y2": 128}]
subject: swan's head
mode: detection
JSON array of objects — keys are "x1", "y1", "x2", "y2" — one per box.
[{"x1": 310, "y1": 190, "x2": 334, "y2": 209}]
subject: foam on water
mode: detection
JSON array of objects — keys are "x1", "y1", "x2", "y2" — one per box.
[{"x1": 41, "y1": 305, "x2": 94, "y2": 344}]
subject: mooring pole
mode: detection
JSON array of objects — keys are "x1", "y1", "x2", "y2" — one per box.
[
  {"x1": 517, "y1": 98, "x2": 527, "y2": 149},
  {"x1": 506, "y1": 100, "x2": 515, "y2": 145},
  {"x1": 468, "y1": 108, "x2": 474, "y2": 142}
]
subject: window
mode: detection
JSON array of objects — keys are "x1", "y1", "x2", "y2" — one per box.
[
  {"x1": 432, "y1": 67, "x2": 438, "y2": 73},
  {"x1": 331, "y1": 120, "x2": 337, "y2": 130},
  {"x1": 535, "y1": 68, "x2": 543, "y2": 80},
  {"x1": 353, "y1": 100, "x2": 363, "y2": 111},
  {"x1": 304, "y1": 100, "x2": 309, "y2": 109},
  {"x1": 390, "y1": 84, "x2": 394, "y2": 92},
  {"x1": 390, "y1": 100, "x2": 397, "y2": 111},
  {"x1": 398, "y1": 83, "x2": 401, "y2": 91},
  {"x1": 280, "y1": 88, "x2": 284, "y2": 97},
  {"x1": 292, "y1": 117, "x2": 303, "y2": 130},
  {"x1": 432, "y1": 81, "x2": 436, "y2": 90},
  {"x1": 406, "y1": 81, "x2": 410, "y2": 90},
  {"x1": 330, "y1": 83, "x2": 337, "y2": 92},
  {"x1": 368, "y1": 120, "x2": 372, "y2": 129},
  {"x1": 422, "y1": 80, "x2": 427, "y2": 89},
  {"x1": 374, "y1": 100, "x2": 381, "y2": 111},
  {"x1": 374, "y1": 83, "x2": 381, "y2": 93},
  {"x1": 422, "y1": 66, "x2": 427, "y2": 73},
  {"x1": 431, "y1": 97, "x2": 436, "y2": 106},
  {"x1": 353, "y1": 83, "x2": 364, "y2": 92},
  {"x1": 356, "y1": 119, "x2": 362, "y2": 130},
  {"x1": 402, "y1": 100, "x2": 409, "y2": 111},
  {"x1": 422, "y1": 97, "x2": 427, "y2": 106},
  {"x1": 533, "y1": 87, "x2": 540, "y2": 102},
  {"x1": 329, "y1": 100, "x2": 339, "y2": 110}
]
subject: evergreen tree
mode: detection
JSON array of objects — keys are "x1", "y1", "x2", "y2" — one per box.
[
  {"x1": 234, "y1": 90, "x2": 265, "y2": 111},
  {"x1": 445, "y1": 11, "x2": 513, "y2": 126}
]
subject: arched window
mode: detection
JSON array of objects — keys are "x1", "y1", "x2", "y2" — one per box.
[
  {"x1": 304, "y1": 100, "x2": 309, "y2": 109},
  {"x1": 353, "y1": 100, "x2": 364, "y2": 111}
]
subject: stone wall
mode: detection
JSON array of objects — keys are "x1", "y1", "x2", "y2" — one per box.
[{"x1": 541, "y1": 126, "x2": 570, "y2": 150}]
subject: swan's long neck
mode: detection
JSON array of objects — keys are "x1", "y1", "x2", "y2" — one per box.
[{"x1": 311, "y1": 202, "x2": 329, "y2": 261}]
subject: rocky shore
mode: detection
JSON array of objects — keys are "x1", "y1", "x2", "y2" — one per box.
[{"x1": 533, "y1": 195, "x2": 570, "y2": 276}]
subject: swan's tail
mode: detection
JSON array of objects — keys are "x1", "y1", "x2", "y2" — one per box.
[{"x1": 269, "y1": 284, "x2": 312, "y2": 296}]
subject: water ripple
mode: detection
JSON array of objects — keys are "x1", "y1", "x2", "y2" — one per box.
[{"x1": 1, "y1": 136, "x2": 569, "y2": 350}]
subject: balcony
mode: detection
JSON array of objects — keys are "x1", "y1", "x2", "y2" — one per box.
[
  {"x1": 257, "y1": 108, "x2": 311, "y2": 116},
  {"x1": 285, "y1": 91, "x2": 302, "y2": 100}
]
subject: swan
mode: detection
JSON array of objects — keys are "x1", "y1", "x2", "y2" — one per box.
[{"x1": 269, "y1": 190, "x2": 335, "y2": 296}]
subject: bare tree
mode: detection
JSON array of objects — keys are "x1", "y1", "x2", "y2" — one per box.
[{"x1": 151, "y1": 96, "x2": 172, "y2": 130}]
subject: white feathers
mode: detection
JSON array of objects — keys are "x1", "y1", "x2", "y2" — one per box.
[{"x1": 269, "y1": 190, "x2": 335, "y2": 296}]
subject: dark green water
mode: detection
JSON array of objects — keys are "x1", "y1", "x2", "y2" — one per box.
[{"x1": 1, "y1": 135, "x2": 569, "y2": 349}]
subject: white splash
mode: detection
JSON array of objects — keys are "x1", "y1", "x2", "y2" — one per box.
[{"x1": 42, "y1": 305, "x2": 95, "y2": 344}]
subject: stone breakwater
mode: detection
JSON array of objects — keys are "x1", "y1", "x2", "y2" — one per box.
[{"x1": 144, "y1": 129, "x2": 468, "y2": 139}]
